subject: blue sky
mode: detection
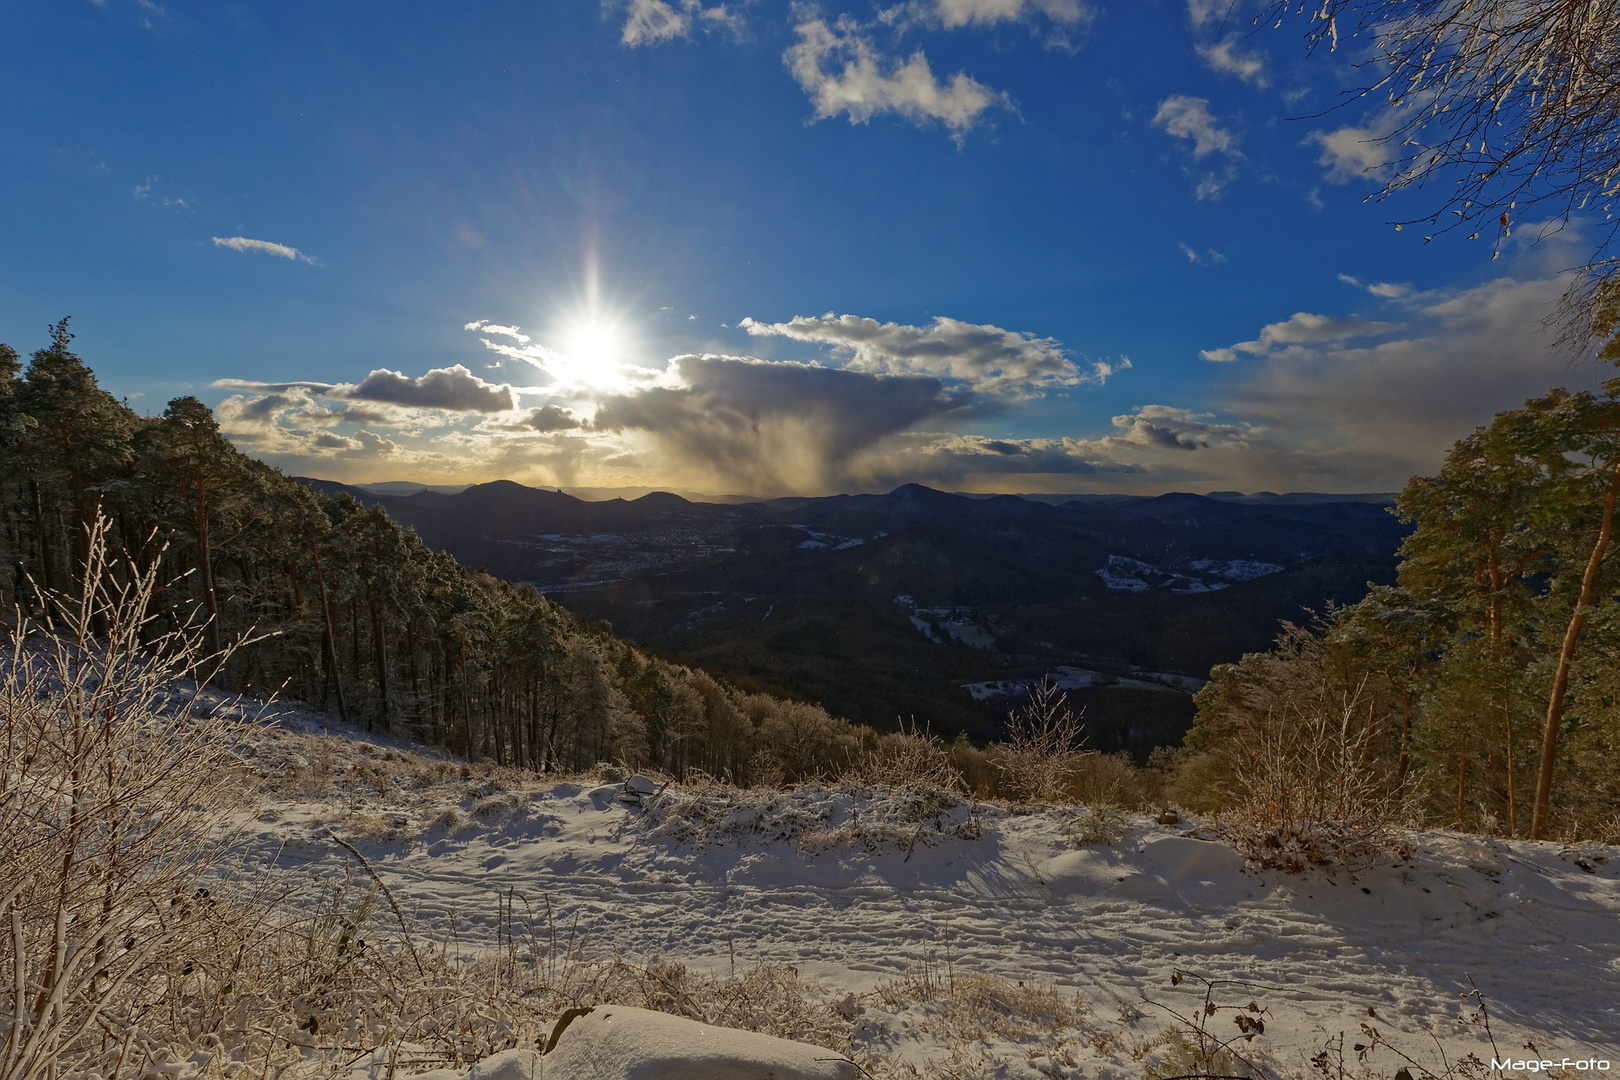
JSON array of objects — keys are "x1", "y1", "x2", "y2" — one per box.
[{"x1": 1, "y1": 0, "x2": 1605, "y2": 496}]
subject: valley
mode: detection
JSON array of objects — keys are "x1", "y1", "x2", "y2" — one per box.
[{"x1": 307, "y1": 479, "x2": 1407, "y2": 752}]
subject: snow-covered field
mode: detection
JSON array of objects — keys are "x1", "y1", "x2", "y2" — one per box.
[{"x1": 230, "y1": 703, "x2": 1620, "y2": 1079}]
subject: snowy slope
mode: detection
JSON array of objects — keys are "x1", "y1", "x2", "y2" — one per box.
[{"x1": 230, "y1": 704, "x2": 1620, "y2": 1079}]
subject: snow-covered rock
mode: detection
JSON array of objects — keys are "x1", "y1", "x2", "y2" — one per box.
[{"x1": 540, "y1": 1005, "x2": 858, "y2": 1079}]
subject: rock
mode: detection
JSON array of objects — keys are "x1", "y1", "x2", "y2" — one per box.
[
  {"x1": 468, "y1": 1050, "x2": 545, "y2": 1080},
  {"x1": 1157, "y1": 809, "x2": 1180, "y2": 825},
  {"x1": 619, "y1": 774, "x2": 667, "y2": 805},
  {"x1": 542, "y1": 1005, "x2": 859, "y2": 1080}
]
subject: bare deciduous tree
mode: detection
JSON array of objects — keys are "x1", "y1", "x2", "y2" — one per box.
[{"x1": 1266, "y1": 0, "x2": 1620, "y2": 338}]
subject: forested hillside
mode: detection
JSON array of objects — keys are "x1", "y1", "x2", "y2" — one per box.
[{"x1": 0, "y1": 322, "x2": 862, "y2": 782}]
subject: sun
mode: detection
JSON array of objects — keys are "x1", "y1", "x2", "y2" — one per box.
[
  {"x1": 544, "y1": 317, "x2": 634, "y2": 394},
  {"x1": 565, "y1": 321, "x2": 620, "y2": 366}
]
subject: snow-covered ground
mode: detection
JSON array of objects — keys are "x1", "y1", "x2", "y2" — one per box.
[
  {"x1": 1095, "y1": 555, "x2": 1287, "y2": 594},
  {"x1": 229, "y1": 704, "x2": 1620, "y2": 1079},
  {"x1": 963, "y1": 665, "x2": 1206, "y2": 701}
]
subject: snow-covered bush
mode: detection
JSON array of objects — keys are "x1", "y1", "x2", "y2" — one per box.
[
  {"x1": 991, "y1": 681, "x2": 1089, "y2": 806},
  {"x1": 1221, "y1": 682, "x2": 1415, "y2": 873},
  {"x1": 852, "y1": 722, "x2": 962, "y2": 794},
  {"x1": 640, "y1": 777, "x2": 982, "y2": 853}
]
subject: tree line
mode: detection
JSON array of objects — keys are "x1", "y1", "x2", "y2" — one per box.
[{"x1": 0, "y1": 321, "x2": 864, "y2": 783}]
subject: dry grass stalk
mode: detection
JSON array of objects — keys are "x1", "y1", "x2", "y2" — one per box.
[{"x1": 0, "y1": 520, "x2": 250, "y2": 1080}]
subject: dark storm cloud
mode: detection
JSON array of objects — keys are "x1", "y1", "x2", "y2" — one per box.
[
  {"x1": 593, "y1": 354, "x2": 967, "y2": 494},
  {"x1": 481, "y1": 405, "x2": 581, "y2": 433},
  {"x1": 348, "y1": 365, "x2": 515, "y2": 412}
]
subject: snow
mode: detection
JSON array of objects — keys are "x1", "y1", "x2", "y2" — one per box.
[
  {"x1": 1099, "y1": 556, "x2": 1284, "y2": 593},
  {"x1": 1186, "y1": 558, "x2": 1286, "y2": 582},
  {"x1": 962, "y1": 665, "x2": 1206, "y2": 701},
  {"x1": 790, "y1": 525, "x2": 867, "y2": 551},
  {"x1": 1094, "y1": 555, "x2": 1153, "y2": 592},
  {"x1": 342, "y1": 1010, "x2": 858, "y2": 1080},
  {"x1": 540, "y1": 1005, "x2": 858, "y2": 1078},
  {"x1": 225, "y1": 705, "x2": 1620, "y2": 1078}
]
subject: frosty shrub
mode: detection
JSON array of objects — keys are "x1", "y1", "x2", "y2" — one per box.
[
  {"x1": 1222, "y1": 681, "x2": 1415, "y2": 873},
  {"x1": 875, "y1": 967, "x2": 1085, "y2": 1046},
  {"x1": 0, "y1": 522, "x2": 251, "y2": 1080},
  {"x1": 992, "y1": 681, "x2": 1089, "y2": 806},
  {"x1": 640, "y1": 725, "x2": 982, "y2": 853},
  {"x1": 642, "y1": 778, "x2": 982, "y2": 853},
  {"x1": 1067, "y1": 751, "x2": 1150, "y2": 809},
  {"x1": 742, "y1": 695, "x2": 861, "y2": 785},
  {"x1": 853, "y1": 723, "x2": 962, "y2": 795},
  {"x1": 1065, "y1": 803, "x2": 1127, "y2": 846}
]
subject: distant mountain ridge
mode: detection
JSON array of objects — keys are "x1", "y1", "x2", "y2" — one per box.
[
  {"x1": 334, "y1": 479, "x2": 1396, "y2": 508},
  {"x1": 298, "y1": 478, "x2": 1404, "y2": 599}
]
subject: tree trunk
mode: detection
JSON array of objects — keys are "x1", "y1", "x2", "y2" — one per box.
[
  {"x1": 1503, "y1": 688, "x2": 1517, "y2": 836},
  {"x1": 461, "y1": 638, "x2": 475, "y2": 758},
  {"x1": 1531, "y1": 456, "x2": 1620, "y2": 839},
  {"x1": 369, "y1": 587, "x2": 390, "y2": 733},
  {"x1": 194, "y1": 495, "x2": 223, "y2": 676},
  {"x1": 405, "y1": 621, "x2": 421, "y2": 729},
  {"x1": 1456, "y1": 750, "x2": 1467, "y2": 828},
  {"x1": 29, "y1": 477, "x2": 55, "y2": 597},
  {"x1": 311, "y1": 547, "x2": 350, "y2": 726},
  {"x1": 283, "y1": 556, "x2": 304, "y2": 608}
]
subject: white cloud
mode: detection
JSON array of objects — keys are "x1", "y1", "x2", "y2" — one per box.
[
  {"x1": 348, "y1": 365, "x2": 516, "y2": 412},
  {"x1": 958, "y1": 273, "x2": 1594, "y2": 495},
  {"x1": 924, "y1": 0, "x2": 1090, "y2": 29},
  {"x1": 834, "y1": 431, "x2": 1144, "y2": 490},
  {"x1": 1309, "y1": 108, "x2": 1401, "y2": 183},
  {"x1": 618, "y1": 0, "x2": 741, "y2": 46},
  {"x1": 1196, "y1": 36, "x2": 1267, "y2": 86},
  {"x1": 1178, "y1": 241, "x2": 1228, "y2": 266},
  {"x1": 212, "y1": 235, "x2": 320, "y2": 265},
  {"x1": 1154, "y1": 95, "x2": 1243, "y2": 200},
  {"x1": 740, "y1": 312, "x2": 1124, "y2": 399},
  {"x1": 479, "y1": 404, "x2": 581, "y2": 434},
  {"x1": 785, "y1": 16, "x2": 1011, "y2": 137},
  {"x1": 1203, "y1": 273, "x2": 1596, "y2": 491},
  {"x1": 1153, "y1": 95, "x2": 1235, "y2": 159},
  {"x1": 1185, "y1": 0, "x2": 1231, "y2": 30},
  {"x1": 883, "y1": 0, "x2": 1094, "y2": 44},
  {"x1": 1201, "y1": 311, "x2": 1397, "y2": 362},
  {"x1": 465, "y1": 321, "x2": 658, "y2": 398},
  {"x1": 465, "y1": 320, "x2": 531, "y2": 342},
  {"x1": 594, "y1": 354, "x2": 968, "y2": 494},
  {"x1": 1338, "y1": 273, "x2": 1411, "y2": 299},
  {"x1": 214, "y1": 365, "x2": 517, "y2": 413}
]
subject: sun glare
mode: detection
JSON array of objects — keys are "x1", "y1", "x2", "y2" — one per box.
[
  {"x1": 566, "y1": 321, "x2": 619, "y2": 365},
  {"x1": 543, "y1": 317, "x2": 636, "y2": 395}
]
